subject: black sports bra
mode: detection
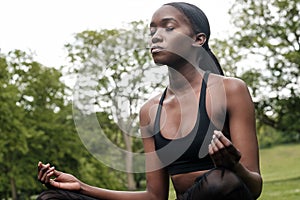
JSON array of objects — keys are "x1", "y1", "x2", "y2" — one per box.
[{"x1": 153, "y1": 71, "x2": 216, "y2": 175}]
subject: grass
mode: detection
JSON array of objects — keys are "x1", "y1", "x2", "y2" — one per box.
[
  {"x1": 168, "y1": 143, "x2": 300, "y2": 200},
  {"x1": 259, "y1": 143, "x2": 300, "y2": 200}
]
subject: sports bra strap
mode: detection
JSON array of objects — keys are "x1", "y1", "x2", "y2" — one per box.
[
  {"x1": 199, "y1": 71, "x2": 210, "y2": 108},
  {"x1": 159, "y1": 88, "x2": 167, "y2": 106}
]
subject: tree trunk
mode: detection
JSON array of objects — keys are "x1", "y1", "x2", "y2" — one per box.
[
  {"x1": 123, "y1": 132, "x2": 136, "y2": 190},
  {"x1": 10, "y1": 177, "x2": 17, "y2": 200}
]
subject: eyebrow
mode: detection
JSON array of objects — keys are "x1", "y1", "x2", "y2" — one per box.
[{"x1": 150, "y1": 17, "x2": 178, "y2": 27}]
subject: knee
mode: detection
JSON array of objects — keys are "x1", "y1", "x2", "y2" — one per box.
[
  {"x1": 36, "y1": 189, "x2": 60, "y2": 200},
  {"x1": 37, "y1": 190, "x2": 51, "y2": 200},
  {"x1": 36, "y1": 191, "x2": 48, "y2": 200}
]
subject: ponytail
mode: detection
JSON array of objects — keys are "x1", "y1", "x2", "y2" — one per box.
[{"x1": 206, "y1": 48, "x2": 224, "y2": 76}]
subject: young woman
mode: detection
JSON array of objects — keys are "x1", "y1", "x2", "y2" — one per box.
[{"x1": 37, "y1": 2, "x2": 263, "y2": 200}]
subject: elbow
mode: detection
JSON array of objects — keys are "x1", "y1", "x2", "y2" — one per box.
[
  {"x1": 146, "y1": 188, "x2": 168, "y2": 200},
  {"x1": 252, "y1": 175, "x2": 263, "y2": 199},
  {"x1": 148, "y1": 193, "x2": 168, "y2": 200}
]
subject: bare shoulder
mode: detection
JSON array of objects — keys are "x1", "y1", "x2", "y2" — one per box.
[
  {"x1": 208, "y1": 74, "x2": 252, "y2": 107},
  {"x1": 139, "y1": 93, "x2": 162, "y2": 128},
  {"x1": 222, "y1": 76, "x2": 254, "y2": 109},
  {"x1": 223, "y1": 76, "x2": 249, "y2": 95},
  {"x1": 208, "y1": 74, "x2": 249, "y2": 94}
]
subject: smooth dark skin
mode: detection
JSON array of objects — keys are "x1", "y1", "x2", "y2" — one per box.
[{"x1": 37, "y1": 5, "x2": 263, "y2": 200}]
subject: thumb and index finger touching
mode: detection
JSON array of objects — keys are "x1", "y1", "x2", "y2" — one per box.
[{"x1": 37, "y1": 161, "x2": 62, "y2": 179}]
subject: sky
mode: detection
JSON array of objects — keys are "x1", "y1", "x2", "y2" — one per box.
[{"x1": 0, "y1": 0, "x2": 233, "y2": 68}]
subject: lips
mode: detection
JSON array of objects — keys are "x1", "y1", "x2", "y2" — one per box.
[{"x1": 151, "y1": 46, "x2": 164, "y2": 54}]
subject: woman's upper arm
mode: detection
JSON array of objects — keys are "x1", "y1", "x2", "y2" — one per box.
[
  {"x1": 225, "y1": 78, "x2": 260, "y2": 174},
  {"x1": 139, "y1": 101, "x2": 170, "y2": 200}
]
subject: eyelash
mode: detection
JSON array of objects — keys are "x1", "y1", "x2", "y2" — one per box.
[
  {"x1": 166, "y1": 26, "x2": 174, "y2": 31},
  {"x1": 149, "y1": 26, "x2": 175, "y2": 36}
]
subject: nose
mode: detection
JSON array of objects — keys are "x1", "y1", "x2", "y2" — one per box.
[
  {"x1": 151, "y1": 29, "x2": 163, "y2": 44},
  {"x1": 151, "y1": 36, "x2": 162, "y2": 44}
]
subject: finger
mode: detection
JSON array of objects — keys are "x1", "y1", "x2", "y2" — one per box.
[
  {"x1": 39, "y1": 163, "x2": 50, "y2": 171},
  {"x1": 49, "y1": 180, "x2": 71, "y2": 190},
  {"x1": 211, "y1": 133, "x2": 226, "y2": 154},
  {"x1": 41, "y1": 167, "x2": 54, "y2": 183},
  {"x1": 212, "y1": 133, "x2": 227, "y2": 154},
  {"x1": 49, "y1": 179, "x2": 61, "y2": 189},
  {"x1": 51, "y1": 169, "x2": 62, "y2": 177},
  {"x1": 37, "y1": 162, "x2": 43, "y2": 176},
  {"x1": 49, "y1": 179, "x2": 79, "y2": 190},
  {"x1": 214, "y1": 130, "x2": 231, "y2": 147},
  {"x1": 41, "y1": 166, "x2": 55, "y2": 183},
  {"x1": 44, "y1": 167, "x2": 56, "y2": 183},
  {"x1": 213, "y1": 131, "x2": 239, "y2": 155},
  {"x1": 212, "y1": 135, "x2": 225, "y2": 150},
  {"x1": 38, "y1": 163, "x2": 50, "y2": 180},
  {"x1": 214, "y1": 131, "x2": 241, "y2": 163},
  {"x1": 38, "y1": 162, "x2": 48, "y2": 174},
  {"x1": 208, "y1": 144, "x2": 217, "y2": 166},
  {"x1": 210, "y1": 139, "x2": 219, "y2": 153},
  {"x1": 38, "y1": 161, "x2": 42, "y2": 171},
  {"x1": 208, "y1": 144, "x2": 214, "y2": 155}
]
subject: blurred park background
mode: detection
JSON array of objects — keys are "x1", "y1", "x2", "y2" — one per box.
[{"x1": 0, "y1": 0, "x2": 299, "y2": 199}]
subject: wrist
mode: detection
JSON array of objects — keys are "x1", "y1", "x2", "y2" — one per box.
[{"x1": 79, "y1": 181, "x2": 88, "y2": 193}]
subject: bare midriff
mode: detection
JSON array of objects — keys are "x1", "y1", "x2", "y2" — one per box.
[{"x1": 171, "y1": 170, "x2": 210, "y2": 196}]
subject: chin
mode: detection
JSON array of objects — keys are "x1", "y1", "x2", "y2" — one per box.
[
  {"x1": 153, "y1": 59, "x2": 169, "y2": 66},
  {"x1": 152, "y1": 55, "x2": 173, "y2": 66},
  {"x1": 152, "y1": 56, "x2": 166, "y2": 65},
  {"x1": 155, "y1": 63, "x2": 166, "y2": 67}
]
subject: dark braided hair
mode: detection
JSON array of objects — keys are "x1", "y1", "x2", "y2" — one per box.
[{"x1": 164, "y1": 2, "x2": 224, "y2": 75}]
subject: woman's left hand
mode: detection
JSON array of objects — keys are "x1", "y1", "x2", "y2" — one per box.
[
  {"x1": 208, "y1": 130, "x2": 241, "y2": 170},
  {"x1": 37, "y1": 161, "x2": 81, "y2": 191}
]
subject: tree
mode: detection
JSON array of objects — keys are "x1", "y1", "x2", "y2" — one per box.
[
  {"x1": 0, "y1": 51, "x2": 29, "y2": 200},
  {"x1": 64, "y1": 21, "x2": 166, "y2": 189},
  {"x1": 219, "y1": 0, "x2": 300, "y2": 145},
  {"x1": 0, "y1": 50, "x2": 124, "y2": 199}
]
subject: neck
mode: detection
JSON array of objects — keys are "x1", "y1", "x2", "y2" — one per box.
[{"x1": 167, "y1": 62, "x2": 203, "y2": 93}]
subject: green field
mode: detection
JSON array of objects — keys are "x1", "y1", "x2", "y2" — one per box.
[
  {"x1": 259, "y1": 144, "x2": 300, "y2": 200},
  {"x1": 168, "y1": 143, "x2": 300, "y2": 200}
]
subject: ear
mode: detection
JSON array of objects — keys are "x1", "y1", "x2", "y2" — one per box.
[{"x1": 192, "y1": 33, "x2": 207, "y2": 47}]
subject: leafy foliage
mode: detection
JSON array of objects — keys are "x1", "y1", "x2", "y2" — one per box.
[
  {"x1": 64, "y1": 21, "x2": 165, "y2": 189},
  {"x1": 217, "y1": 0, "x2": 300, "y2": 146},
  {"x1": 0, "y1": 50, "x2": 124, "y2": 199}
]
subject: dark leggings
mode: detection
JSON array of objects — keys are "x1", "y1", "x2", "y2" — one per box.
[
  {"x1": 37, "y1": 168, "x2": 253, "y2": 200},
  {"x1": 37, "y1": 189, "x2": 99, "y2": 200},
  {"x1": 178, "y1": 168, "x2": 254, "y2": 200}
]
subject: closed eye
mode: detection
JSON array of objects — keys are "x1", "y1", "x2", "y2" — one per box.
[
  {"x1": 166, "y1": 26, "x2": 175, "y2": 31},
  {"x1": 149, "y1": 27, "x2": 157, "y2": 36}
]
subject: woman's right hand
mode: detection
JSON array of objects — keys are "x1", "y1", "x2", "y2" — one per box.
[
  {"x1": 37, "y1": 161, "x2": 81, "y2": 191},
  {"x1": 208, "y1": 131, "x2": 241, "y2": 170}
]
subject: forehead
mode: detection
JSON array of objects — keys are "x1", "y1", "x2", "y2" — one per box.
[{"x1": 151, "y1": 5, "x2": 190, "y2": 25}]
